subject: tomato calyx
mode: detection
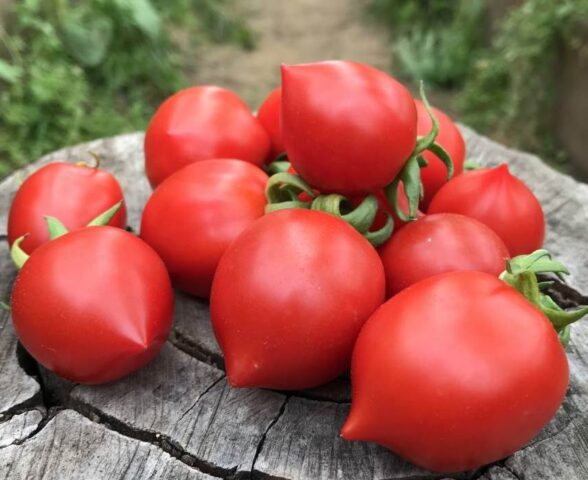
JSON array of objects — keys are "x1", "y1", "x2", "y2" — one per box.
[
  {"x1": 385, "y1": 82, "x2": 454, "y2": 222},
  {"x1": 500, "y1": 249, "x2": 588, "y2": 345},
  {"x1": 265, "y1": 153, "x2": 290, "y2": 175},
  {"x1": 75, "y1": 151, "x2": 103, "y2": 170},
  {"x1": 265, "y1": 172, "x2": 393, "y2": 246},
  {"x1": 10, "y1": 201, "x2": 123, "y2": 270},
  {"x1": 463, "y1": 159, "x2": 481, "y2": 171}
]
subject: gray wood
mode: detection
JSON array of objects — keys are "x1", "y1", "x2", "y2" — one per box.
[
  {"x1": 0, "y1": 410, "x2": 218, "y2": 480},
  {"x1": 70, "y1": 342, "x2": 286, "y2": 476},
  {"x1": 1, "y1": 127, "x2": 588, "y2": 479},
  {"x1": 0, "y1": 409, "x2": 44, "y2": 448}
]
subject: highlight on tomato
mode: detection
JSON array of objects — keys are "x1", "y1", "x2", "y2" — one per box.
[
  {"x1": 257, "y1": 87, "x2": 284, "y2": 161},
  {"x1": 380, "y1": 213, "x2": 509, "y2": 297},
  {"x1": 415, "y1": 100, "x2": 466, "y2": 209},
  {"x1": 210, "y1": 208, "x2": 385, "y2": 390},
  {"x1": 428, "y1": 164, "x2": 545, "y2": 256},
  {"x1": 342, "y1": 250, "x2": 588, "y2": 472},
  {"x1": 144, "y1": 86, "x2": 270, "y2": 188},
  {"x1": 7, "y1": 160, "x2": 126, "y2": 255},
  {"x1": 140, "y1": 159, "x2": 268, "y2": 298},
  {"x1": 11, "y1": 224, "x2": 173, "y2": 384}
]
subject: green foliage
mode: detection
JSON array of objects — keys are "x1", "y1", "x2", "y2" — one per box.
[
  {"x1": 0, "y1": 0, "x2": 254, "y2": 178},
  {"x1": 460, "y1": 0, "x2": 588, "y2": 165},
  {"x1": 368, "y1": 0, "x2": 485, "y2": 87}
]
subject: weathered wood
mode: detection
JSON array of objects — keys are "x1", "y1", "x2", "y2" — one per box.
[
  {"x1": 1, "y1": 127, "x2": 588, "y2": 479},
  {"x1": 70, "y1": 343, "x2": 286, "y2": 476},
  {"x1": 0, "y1": 410, "x2": 218, "y2": 480},
  {"x1": 0, "y1": 409, "x2": 44, "y2": 448}
]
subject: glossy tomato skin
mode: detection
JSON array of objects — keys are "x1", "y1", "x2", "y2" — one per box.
[
  {"x1": 144, "y1": 86, "x2": 270, "y2": 188},
  {"x1": 380, "y1": 213, "x2": 509, "y2": 296},
  {"x1": 210, "y1": 209, "x2": 385, "y2": 390},
  {"x1": 342, "y1": 271, "x2": 568, "y2": 473},
  {"x1": 282, "y1": 61, "x2": 417, "y2": 195},
  {"x1": 11, "y1": 227, "x2": 173, "y2": 384},
  {"x1": 257, "y1": 87, "x2": 284, "y2": 160},
  {"x1": 140, "y1": 159, "x2": 268, "y2": 298},
  {"x1": 7, "y1": 162, "x2": 126, "y2": 254},
  {"x1": 428, "y1": 165, "x2": 545, "y2": 256},
  {"x1": 415, "y1": 100, "x2": 465, "y2": 209}
]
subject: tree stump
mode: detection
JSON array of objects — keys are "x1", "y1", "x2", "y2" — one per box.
[{"x1": 1, "y1": 127, "x2": 587, "y2": 480}]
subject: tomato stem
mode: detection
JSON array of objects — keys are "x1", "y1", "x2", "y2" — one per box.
[
  {"x1": 500, "y1": 249, "x2": 588, "y2": 346},
  {"x1": 385, "y1": 81, "x2": 455, "y2": 222}
]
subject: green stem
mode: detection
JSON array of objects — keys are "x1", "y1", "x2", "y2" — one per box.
[{"x1": 10, "y1": 236, "x2": 30, "y2": 270}]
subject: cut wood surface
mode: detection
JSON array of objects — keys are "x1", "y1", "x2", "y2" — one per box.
[{"x1": 0, "y1": 127, "x2": 587, "y2": 479}]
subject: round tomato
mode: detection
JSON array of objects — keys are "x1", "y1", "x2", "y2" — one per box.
[
  {"x1": 282, "y1": 61, "x2": 417, "y2": 195},
  {"x1": 428, "y1": 164, "x2": 545, "y2": 256},
  {"x1": 7, "y1": 162, "x2": 126, "y2": 254},
  {"x1": 210, "y1": 209, "x2": 385, "y2": 390},
  {"x1": 257, "y1": 87, "x2": 284, "y2": 161},
  {"x1": 11, "y1": 227, "x2": 173, "y2": 384},
  {"x1": 144, "y1": 86, "x2": 270, "y2": 188},
  {"x1": 342, "y1": 271, "x2": 568, "y2": 473},
  {"x1": 415, "y1": 100, "x2": 465, "y2": 209},
  {"x1": 380, "y1": 213, "x2": 509, "y2": 296},
  {"x1": 141, "y1": 159, "x2": 268, "y2": 298}
]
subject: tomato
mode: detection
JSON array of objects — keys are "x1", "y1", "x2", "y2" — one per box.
[
  {"x1": 7, "y1": 162, "x2": 126, "y2": 254},
  {"x1": 11, "y1": 227, "x2": 173, "y2": 384},
  {"x1": 415, "y1": 100, "x2": 465, "y2": 209},
  {"x1": 341, "y1": 271, "x2": 568, "y2": 472},
  {"x1": 141, "y1": 159, "x2": 268, "y2": 298},
  {"x1": 210, "y1": 209, "x2": 385, "y2": 390},
  {"x1": 144, "y1": 86, "x2": 270, "y2": 188},
  {"x1": 257, "y1": 87, "x2": 284, "y2": 161},
  {"x1": 428, "y1": 164, "x2": 545, "y2": 256},
  {"x1": 380, "y1": 213, "x2": 509, "y2": 296},
  {"x1": 282, "y1": 61, "x2": 417, "y2": 195}
]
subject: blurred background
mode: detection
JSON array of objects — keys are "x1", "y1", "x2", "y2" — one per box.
[{"x1": 0, "y1": 0, "x2": 586, "y2": 180}]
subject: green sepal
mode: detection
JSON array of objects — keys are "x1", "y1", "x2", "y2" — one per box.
[
  {"x1": 0, "y1": 301, "x2": 11, "y2": 312},
  {"x1": 501, "y1": 249, "x2": 587, "y2": 344},
  {"x1": 44, "y1": 216, "x2": 68, "y2": 240},
  {"x1": 427, "y1": 142, "x2": 454, "y2": 180},
  {"x1": 266, "y1": 160, "x2": 291, "y2": 175},
  {"x1": 464, "y1": 159, "x2": 481, "y2": 171},
  {"x1": 87, "y1": 201, "x2": 123, "y2": 227},
  {"x1": 265, "y1": 172, "x2": 315, "y2": 206},
  {"x1": 10, "y1": 236, "x2": 30, "y2": 270},
  {"x1": 364, "y1": 214, "x2": 394, "y2": 247}
]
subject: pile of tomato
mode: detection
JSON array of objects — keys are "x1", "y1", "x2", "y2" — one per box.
[{"x1": 6, "y1": 61, "x2": 588, "y2": 474}]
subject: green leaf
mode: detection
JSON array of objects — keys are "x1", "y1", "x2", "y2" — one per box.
[
  {"x1": 0, "y1": 59, "x2": 22, "y2": 84},
  {"x1": 60, "y1": 16, "x2": 113, "y2": 67},
  {"x1": 115, "y1": 0, "x2": 161, "y2": 39}
]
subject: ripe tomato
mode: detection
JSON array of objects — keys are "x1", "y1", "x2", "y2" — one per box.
[
  {"x1": 144, "y1": 86, "x2": 270, "y2": 188},
  {"x1": 428, "y1": 164, "x2": 545, "y2": 256},
  {"x1": 415, "y1": 100, "x2": 465, "y2": 209},
  {"x1": 7, "y1": 162, "x2": 126, "y2": 254},
  {"x1": 380, "y1": 213, "x2": 509, "y2": 296},
  {"x1": 282, "y1": 61, "x2": 417, "y2": 195},
  {"x1": 141, "y1": 159, "x2": 268, "y2": 298},
  {"x1": 342, "y1": 271, "x2": 568, "y2": 473},
  {"x1": 210, "y1": 209, "x2": 385, "y2": 390},
  {"x1": 11, "y1": 227, "x2": 173, "y2": 384},
  {"x1": 257, "y1": 87, "x2": 284, "y2": 160}
]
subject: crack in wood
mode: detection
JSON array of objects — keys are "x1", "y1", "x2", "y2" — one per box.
[{"x1": 169, "y1": 329, "x2": 225, "y2": 371}]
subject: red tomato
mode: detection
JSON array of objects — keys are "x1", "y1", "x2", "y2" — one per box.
[
  {"x1": 428, "y1": 164, "x2": 545, "y2": 256},
  {"x1": 11, "y1": 227, "x2": 173, "y2": 384},
  {"x1": 380, "y1": 213, "x2": 509, "y2": 296},
  {"x1": 282, "y1": 61, "x2": 417, "y2": 195},
  {"x1": 141, "y1": 159, "x2": 268, "y2": 298},
  {"x1": 144, "y1": 86, "x2": 270, "y2": 188},
  {"x1": 342, "y1": 271, "x2": 568, "y2": 472},
  {"x1": 210, "y1": 209, "x2": 385, "y2": 390},
  {"x1": 257, "y1": 87, "x2": 284, "y2": 160},
  {"x1": 7, "y1": 162, "x2": 126, "y2": 254},
  {"x1": 415, "y1": 100, "x2": 465, "y2": 209}
]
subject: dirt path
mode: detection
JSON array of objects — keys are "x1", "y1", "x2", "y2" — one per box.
[{"x1": 187, "y1": 0, "x2": 393, "y2": 108}]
